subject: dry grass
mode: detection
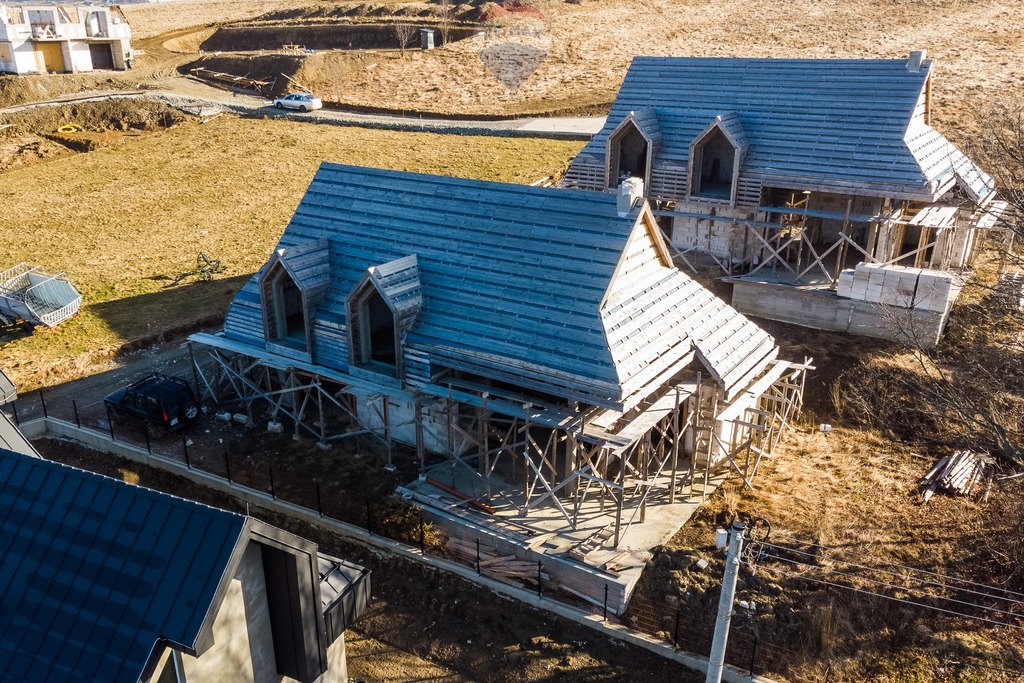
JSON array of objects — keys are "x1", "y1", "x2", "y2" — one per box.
[
  {"x1": 0, "y1": 111, "x2": 581, "y2": 391},
  {"x1": 237, "y1": 0, "x2": 1024, "y2": 133},
  {"x1": 640, "y1": 423, "x2": 1024, "y2": 681},
  {"x1": 120, "y1": 0, "x2": 314, "y2": 39}
]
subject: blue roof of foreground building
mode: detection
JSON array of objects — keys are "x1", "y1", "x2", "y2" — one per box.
[
  {"x1": 574, "y1": 55, "x2": 994, "y2": 201},
  {"x1": 0, "y1": 448, "x2": 246, "y2": 682}
]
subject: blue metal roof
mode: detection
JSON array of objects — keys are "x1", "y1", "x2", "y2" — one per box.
[
  {"x1": 575, "y1": 56, "x2": 993, "y2": 200},
  {"x1": 0, "y1": 448, "x2": 246, "y2": 682},
  {"x1": 223, "y1": 164, "x2": 777, "y2": 408}
]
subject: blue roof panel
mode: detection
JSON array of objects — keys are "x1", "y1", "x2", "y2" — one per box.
[
  {"x1": 576, "y1": 56, "x2": 994, "y2": 198},
  {"x1": 0, "y1": 448, "x2": 246, "y2": 683}
]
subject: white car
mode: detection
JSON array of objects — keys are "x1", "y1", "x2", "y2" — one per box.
[{"x1": 272, "y1": 93, "x2": 323, "y2": 112}]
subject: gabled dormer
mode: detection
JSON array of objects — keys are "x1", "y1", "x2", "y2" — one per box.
[
  {"x1": 606, "y1": 108, "x2": 661, "y2": 190},
  {"x1": 687, "y1": 113, "x2": 746, "y2": 205},
  {"x1": 346, "y1": 255, "x2": 422, "y2": 379},
  {"x1": 258, "y1": 239, "x2": 329, "y2": 360}
]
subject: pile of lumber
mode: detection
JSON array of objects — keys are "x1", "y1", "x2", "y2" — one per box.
[
  {"x1": 445, "y1": 537, "x2": 550, "y2": 588},
  {"x1": 921, "y1": 450, "x2": 988, "y2": 502},
  {"x1": 189, "y1": 68, "x2": 274, "y2": 95}
]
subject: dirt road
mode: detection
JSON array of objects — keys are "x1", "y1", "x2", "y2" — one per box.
[{"x1": 0, "y1": 79, "x2": 604, "y2": 140}]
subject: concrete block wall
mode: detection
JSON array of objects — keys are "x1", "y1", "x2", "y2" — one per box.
[
  {"x1": 671, "y1": 203, "x2": 752, "y2": 261},
  {"x1": 836, "y1": 263, "x2": 956, "y2": 314}
]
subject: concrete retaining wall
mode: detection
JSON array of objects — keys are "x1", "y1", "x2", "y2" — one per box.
[
  {"x1": 26, "y1": 416, "x2": 773, "y2": 683},
  {"x1": 731, "y1": 279, "x2": 949, "y2": 348}
]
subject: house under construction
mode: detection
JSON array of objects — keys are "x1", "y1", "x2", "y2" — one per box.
[
  {"x1": 565, "y1": 53, "x2": 1006, "y2": 347},
  {"x1": 0, "y1": 4, "x2": 132, "y2": 75},
  {"x1": 190, "y1": 164, "x2": 809, "y2": 611}
]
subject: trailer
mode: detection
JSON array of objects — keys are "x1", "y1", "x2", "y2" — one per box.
[{"x1": 0, "y1": 263, "x2": 81, "y2": 330}]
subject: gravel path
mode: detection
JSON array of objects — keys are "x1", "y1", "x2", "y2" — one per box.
[{"x1": 0, "y1": 78, "x2": 605, "y2": 141}]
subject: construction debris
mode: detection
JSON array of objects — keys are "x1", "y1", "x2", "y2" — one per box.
[
  {"x1": 189, "y1": 67, "x2": 275, "y2": 96},
  {"x1": 445, "y1": 537, "x2": 551, "y2": 588},
  {"x1": 920, "y1": 450, "x2": 989, "y2": 502}
]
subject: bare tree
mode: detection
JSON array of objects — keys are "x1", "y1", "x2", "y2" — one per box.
[
  {"x1": 835, "y1": 102, "x2": 1024, "y2": 467},
  {"x1": 438, "y1": 0, "x2": 455, "y2": 45},
  {"x1": 392, "y1": 19, "x2": 416, "y2": 58}
]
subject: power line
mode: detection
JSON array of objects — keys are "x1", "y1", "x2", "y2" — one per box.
[
  {"x1": 753, "y1": 537, "x2": 1024, "y2": 605},
  {"x1": 753, "y1": 544, "x2": 1024, "y2": 630},
  {"x1": 765, "y1": 565, "x2": 1023, "y2": 630},
  {"x1": 763, "y1": 531, "x2": 1024, "y2": 600},
  {"x1": 753, "y1": 548, "x2": 1024, "y2": 622}
]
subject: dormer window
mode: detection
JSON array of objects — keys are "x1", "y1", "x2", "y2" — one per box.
[
  {"x1": 263, "y1": 262, "x2": 308, "y2": 352},
  {"x1": 605, "y1": 109, "x2": 661, "y2": 190},
  {"x1": 346, "y1": 255, "x2": 421, "y2": 379},
  {"x1": 257, "y1": 240, "x2": 328, "y2": 358},
  {"x1": 692, "y1": 128, "x2": 735, "y2": 199},
  {"x1": 351, "y1": 284, "x2": 398, "y2": 370},
  {"x1": 687, "y1": 114, "x2": 746, "y2": 205}
]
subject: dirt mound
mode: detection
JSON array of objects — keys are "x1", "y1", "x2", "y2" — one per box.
[
  {"x1": 0, "y1": 132, "x2": 68, "y2": 172},
  {"x1": 479, "y1": 1, "x2": 546, "y2": 24},
  {"x1": 200, "y1": 22, "x2": 475, "y2": 52},
  {"x1": 0, "y1": 99, "x2": 186, "y2": 136}
]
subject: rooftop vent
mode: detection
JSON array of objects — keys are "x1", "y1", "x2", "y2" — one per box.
[
  {"x1": 617, "y1": 177, "x2": 645, "y2": 217},
  {"x1": 907, "y1": 50, "x2": 927, "y2": 72}
]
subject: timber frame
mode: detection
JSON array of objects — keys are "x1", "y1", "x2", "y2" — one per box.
[{"x1": 189, "y1": 335, "x2": 810, "y2": 547}]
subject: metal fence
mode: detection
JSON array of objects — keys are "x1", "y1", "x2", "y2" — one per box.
[{"x1": 3, "y1": 385, "x2": 779, "y2": 679}]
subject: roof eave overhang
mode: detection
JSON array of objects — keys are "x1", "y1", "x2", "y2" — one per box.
[{"x1": 753, "y1": 173, "x2": 941, "y2": 202}]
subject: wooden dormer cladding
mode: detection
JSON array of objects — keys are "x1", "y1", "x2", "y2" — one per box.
[
  {"x1": 257, "y1": 239, "x2": 329, "y2": 356},
  {"x1": 687, "y1": 113, "x2": 747, "y2": 206}
]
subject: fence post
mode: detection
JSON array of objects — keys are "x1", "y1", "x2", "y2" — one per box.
[
  {"x1": 673, "y1": 607, "x2": 681, "y2": 650},
  {"x1": 224, "y1": 450, "x2": 232, "y2": 482},
  {"x1": 11, "y1": 399, "x2": 19, "y2": 426},
  {"x1": 603, "y1": 584, "x2": 609, "y2": 622},
  {"x1": 749, "y1": 636, "x2": 759, "y2": 676},
  {"x1": 419, "y1": 514, "x2": 425, "y2": 554},
  {"x1": 536, "y1": 561, "x2": 543, "y2": 598},
  {"x1": 39, "y1": 390, "x2": 47, "y2": 418},
  {"x1": 143, "y1": 425, "x2": 152, "y2": 454},
  {"x1": 72, "y1": 400, "x2": 81, "y2": 428},
  {"x1": 106, "y1": 407, "x2": 116, "y2": 442},
  {"x1": 183, "y1": 436, "x2": 190, "y2": 469},
  {"x1": 269, "y1": 463, "x2": 276, "y2": 499},
  {"x1": 315, "y1": 480, "x2": 323, "y2": 517},
  {"x1": 366, "y1": 499, "x2": 373, "y2": 535},
  {"x1": 475, "y1": 539, "x2": 481, "y2": 574}
]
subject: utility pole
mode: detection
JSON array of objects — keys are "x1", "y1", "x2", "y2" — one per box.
[{"x1": 706, "y1": 521, "x2": 746, "y2": 683}]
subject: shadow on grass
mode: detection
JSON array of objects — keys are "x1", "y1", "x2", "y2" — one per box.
[{"x1": 89, "y1": 273, "x2": 253, "y2": 347}]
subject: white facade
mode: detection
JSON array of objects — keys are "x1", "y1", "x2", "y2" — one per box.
[{"x1": 0, "y1": 4, "x2": 132, "y2": 74}]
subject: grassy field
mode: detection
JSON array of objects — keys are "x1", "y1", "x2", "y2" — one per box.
[
  {"x1": 0, "y1": 113, "x2": 581, "y2": 391},
  {"x1": 183, "y1": 0, "x2": 1024, "y2": 131}
]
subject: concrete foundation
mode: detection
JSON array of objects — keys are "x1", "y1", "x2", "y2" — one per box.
[{"x1": 730, "y1": 279, "x2": 952, "y2": 348}]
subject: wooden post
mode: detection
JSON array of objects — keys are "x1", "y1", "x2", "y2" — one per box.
[
  {"x1": 383, "y1": 396, "x2": 393, "y2": 471},
  {"x1": 669, "y1": 387, "x2": 680, "y2": 503},
  {"x1": 613, "y1": 449, "x2": 626, "y2": 547},
  {"x1": 414, "y1": 392, "x2": 425, "y2": 475},
  {"x1": 832, "y1": 199, "x2": 853, "y2": 288}
]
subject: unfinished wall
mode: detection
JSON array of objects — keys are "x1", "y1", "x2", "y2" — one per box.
[
  {"x1": 670, "y1": 203, "x2": 754, "y2": 261},
  {"x1": 354, "y1": 392, "x2": 468, "y2": 455},
  {"x1": 732, "y1": 279, "x2": 949, "y2": 348},
  {"x1": 181, "y1": 543, "x2": 280, "y2": 683}
]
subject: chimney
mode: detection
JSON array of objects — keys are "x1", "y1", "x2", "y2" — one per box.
[
  {"x1": 906, "y1": 49, "x2": 926, "y2": 72},
  {"x1": 617, "y1": 177, "x2": 645, "y2": 217}
]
